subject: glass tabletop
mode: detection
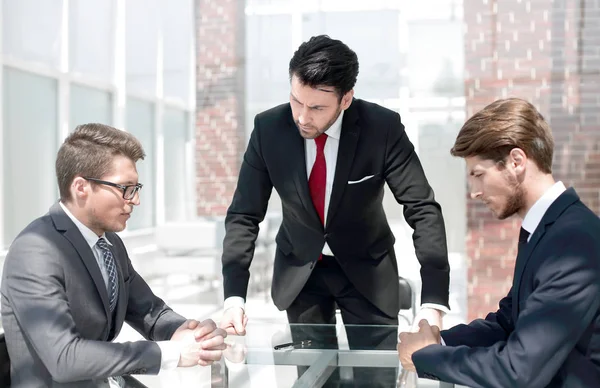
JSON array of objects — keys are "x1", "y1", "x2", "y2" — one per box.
[{"x1": 133, "y1": 322, "x2": 456, "y2": 388}]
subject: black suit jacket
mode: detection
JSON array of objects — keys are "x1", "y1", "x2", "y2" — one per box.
[
  {"x1": 222, "y1": 99, "x2": 450, "y2": 317},
  {"x1": 0, "y1": 203, "x2": 186, "y2": 387},
  {"x1": 413, "y1": 188, "x2": 600, "y2": 387}
]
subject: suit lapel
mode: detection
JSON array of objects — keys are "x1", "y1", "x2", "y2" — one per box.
[
  {"x1": 326, "y1": 103, "x2": 360, "y2": 228},
  {"x1": 288, "y1": 114, "x2": 323, "y2": 226},
  {"x1": 50, "y1": 203, "x2": 112, "y2": 320},
  {"x1": 511, "y1": 228, "x2": 543, "y2": 320},
  {"x1": 511, "y1": 188, "x2": 580, "y2": 318}
]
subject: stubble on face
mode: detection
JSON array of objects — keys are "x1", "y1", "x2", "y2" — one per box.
[
  {"x1": 295, "y1": 105, "x2": 342, "y2": 139},
  {"x1": 495, "y1": 170, "x2": 526, "y2": 220}
]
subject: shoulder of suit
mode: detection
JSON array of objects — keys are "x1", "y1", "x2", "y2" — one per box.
[
  {"x1": 351, "y1": 98, "x2": 400, "y2": 122},
  {"x1": 13, "y1": 213, "x2": 55, "y2": 241},
  {"x1": 5, "y1": 214, "x2": 60, "y2": 257},
  {"x1": 544, "y1": 202, "x2": 600, "y2": 242},
  {"x1": 256, "y1": 103, "x2": 292, "y2": 122}
]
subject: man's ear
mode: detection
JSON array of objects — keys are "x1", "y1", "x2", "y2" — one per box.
[
  {"x1": 71, "y1": 177, "x2": 89, "y2": 200},
  {"x1": 341, "y1": 89, "x2": 354, "y2": 110},
  {"x1": 508, "y1": 148, "x2": 527, "y2": 174}
]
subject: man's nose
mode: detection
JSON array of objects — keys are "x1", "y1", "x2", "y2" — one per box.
[
  {"x1": 470, "y1": 191, "x2": 482, "y2": 200},
  {"x1": 128, "y1": 192, "x2": 141, "y2": 206},
  {"x1": 298, "y1": 108, "x2": 311, "y2": 125}
]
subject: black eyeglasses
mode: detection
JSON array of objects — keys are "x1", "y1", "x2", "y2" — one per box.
[{"x1": 84, "y1": 178, "x2": 143, "y2": 200}]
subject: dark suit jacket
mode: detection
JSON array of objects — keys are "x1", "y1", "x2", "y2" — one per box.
[
  {"x1": 412, "y1": 188, "x2": 600, "y2": 387},
  {"x1": 0, "y1": 203, "x2": 186, "y2": 387},
  {"x1": 222, "y1": 98, "x2": 450, "y2": 317}
]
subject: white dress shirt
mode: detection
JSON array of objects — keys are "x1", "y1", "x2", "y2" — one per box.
[
  {"x1": 305, "y1": 109, "x2": 344, "y2": 256},
  {"x1": 59, "y1": 202, "x2": 181, "y2": 386},
  {"x1": 225, "y1": 110, "x2": 447, "y2": 315},
  {"x1": 521, "y1": 181, "x2": 566, "y2": 240}
]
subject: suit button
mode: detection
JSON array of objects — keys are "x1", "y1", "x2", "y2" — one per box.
[{"x1": 324, "y1": 233, "x2": 329, "y2": 239}]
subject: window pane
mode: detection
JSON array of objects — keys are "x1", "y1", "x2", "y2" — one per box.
[
  {"x1": 163, "y1": 108, "x2": 188, "y2": 222},
  {"x1": 126, "y1": 98, "x2": 155, "y2": 230},
  {"x1": 161, "y1": 0, "x2": 194, "y2": 101},
  {"x1": 2, "y1": 0, "x2": 63, "y2": 69},
  {"x1": 70, "y1": 84, "x2": 113, "y2": 127},
  {"x1": 408, "y1": 21, "x2": 464, "y2": 97},
  {"x1": 246, "y1": 14, "x2": 292, "y2": 105},
  {"x1": 125, "y1": 0, "x2": 160, "y2": 97},
  {"x1": 302, "y1": 10, "x2": 402, "y2": 100},
  {"x1": 69, "y1": 0, "x2": 113, "y2": 82},
  {"x1": 3, "y1": 67, "x2": 58, "y2": 246}
]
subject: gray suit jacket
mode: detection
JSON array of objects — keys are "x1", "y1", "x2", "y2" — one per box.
[{"x1": 0, "y1": 203, "x2": 186, "y2": 387}]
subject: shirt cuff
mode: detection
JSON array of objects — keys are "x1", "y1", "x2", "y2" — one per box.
[
  {"x1": 440, "y1": 337, "x2": 446, "y2": 346},
  {"x1": 157, "y1": 341, "x2": 184, "y2": 371},
  {"x1": 224, "y1": 296, "x2": 246, "y2": 311},
  {"x1": 420, "y1": 303, "x2": 450, "y2": 315}
]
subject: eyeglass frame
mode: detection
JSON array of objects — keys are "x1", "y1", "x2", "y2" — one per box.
[{"x1": 83, "y1": 177, "x2": 143, "y2": 200}]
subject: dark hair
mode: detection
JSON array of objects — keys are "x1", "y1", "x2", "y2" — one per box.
[
  {"x1": 56, "y1": 123, "x2": 145, "y2": 202},
  {"x1": 451, "y1": 98, "x2": 554, "y2": 174},
  {"x1": 288, "y1": 35, "x2": 359, "y2": 99}
]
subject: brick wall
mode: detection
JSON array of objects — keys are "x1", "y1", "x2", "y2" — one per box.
[
  {"x1": 464, "y1": 0, "x2": 600, "y2": 320},
  {"x1": 194, "y1": 0, "x2": 246, "y2": 216}
]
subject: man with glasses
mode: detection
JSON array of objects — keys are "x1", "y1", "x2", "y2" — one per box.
[{"x1": 0, "y1": 123, "x2": 226, "y2": 387}]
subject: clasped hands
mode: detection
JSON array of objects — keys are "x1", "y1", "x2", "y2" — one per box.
[
  {"x1": 171, "y1": 319, "x2": 228, "y2": 367},
  {"x1": 397, "y1": 319, "x2": 441, "y2": 372}
]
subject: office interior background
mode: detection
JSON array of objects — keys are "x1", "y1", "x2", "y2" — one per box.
[{"x1": 0, "y1": 0, "x2": 599, "y2": 330}]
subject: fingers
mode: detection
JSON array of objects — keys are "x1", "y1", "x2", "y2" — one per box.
[
  {"x1": 224, "y1": 326, "x2": 240, "y2": 335},
  {"x1": 398, "y1": 332, "x2": 409, "y2": 343},
  {"x1": 196, "y1": 349, "x2": 224, "y2": 366},
  {"x1": 233, "y1": 316, "x2": 246, "y2": 336},
  {"x1": 194, "y1": 319, "x2": 218, "y2": 340},
  {"x1": 180, "y1": 342, "x2": 225, "y2": 367},
  {"x1": 418, "y1": 319, "x2": 430, "y2": 331},
  {"x1": 219, "y1": 308, "x2": 247, "y2": 335},
  {"x1": 200, "y1": 330, "x2": 227, "y2": 350},
  {"x1": 201, "y1": 327, "x2": 228, "y2": 342}
]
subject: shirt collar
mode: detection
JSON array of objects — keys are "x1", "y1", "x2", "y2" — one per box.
[
  {"x1": 59, "y1": 201, "x2": 112, "y2": 249},
  {"x1": 323, "y1": 110, "x2": 344, "y2": 140},
  {"x1": 521, "y1": 181, "x2": 567, "y2": 235}
]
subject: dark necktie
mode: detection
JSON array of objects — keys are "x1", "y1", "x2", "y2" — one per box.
[
  {"x1": 96, "y1": 238, "x2": 119, "y2": 312},
  {"x1": 309, "y1": 134, "x2": 328, "y2": 259},
  {"x1": 518, "y1": 227, "x2": 530, "y2": 245}
]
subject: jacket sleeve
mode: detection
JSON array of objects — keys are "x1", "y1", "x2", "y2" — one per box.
[
  {"x1": 383, "y1": 113, "x2": 450, "y2": 308},
  {"x1": 441, "y1": 288, "x2": 513, "y2": 348},
  {"x1": 412, "y1": 233, "x2": 600, "y2": 388},
  {"x1": 3, "y1": 233, "x2": 163, "y2": 383},
  {"x1": 221, "y1": 114, "x2": 273, "y2": 300}
]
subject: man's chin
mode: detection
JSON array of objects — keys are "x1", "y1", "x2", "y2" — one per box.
[
  {"x1": 298, "y1": 130, "x2": 319, "y2": 139},
  {"x1": 107, "y1": 223, "x2": 127, "y2": 233}
]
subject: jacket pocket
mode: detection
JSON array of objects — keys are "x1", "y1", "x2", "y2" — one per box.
[
  {"x1": 348, "y1": 174, "x2": 377, "y2": 185},
  {"x1": 367, "y1": 233, "x2": 396, "y2": 260}
]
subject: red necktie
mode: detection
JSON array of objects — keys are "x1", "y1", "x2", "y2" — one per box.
[{"x1": 309, "y1": 134, "x2": 328, "y2": 260}]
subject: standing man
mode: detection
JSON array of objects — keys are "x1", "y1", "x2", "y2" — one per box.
[
  {"x1": 1, "y1": 124, "x2": 226, "y2": 387},
  {"x1": 398, "y1": 98, "x2": 600, "y2": 387},
  {"x1": 220, "y1": 35, "x2": 450, "y2": 334}
]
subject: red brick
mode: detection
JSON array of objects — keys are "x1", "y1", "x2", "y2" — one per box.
[{"x1": 464, "y1": 0, "x2": 600, "y2": 320}]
